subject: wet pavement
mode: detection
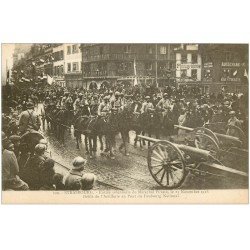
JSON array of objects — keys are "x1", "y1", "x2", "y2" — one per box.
[{"x1": 36, "y1": 104, "x2": 248, "y2": 190}]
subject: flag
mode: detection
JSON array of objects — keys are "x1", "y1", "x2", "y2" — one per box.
[
  {"x1": 233, "y1": 69, "x2": 238, "y2": 76},
  {"x1": 244, "y1": 69, "x2": 249, "y2": 80},
  {"x1": 47, "y1": 74, "x2": 54, "y2": 85}
]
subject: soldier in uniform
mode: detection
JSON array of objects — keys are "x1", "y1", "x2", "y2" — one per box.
[
  {"x1": 156, "y1": 93, "x2": 172, "y2": 122},
  {"x1": 89, "y1": 95, "x2": 99, "y2": 115},
  {"x1": 73, "y1": 93, "x2": 85, "y2": 114},
  {"x1": 98, "y1": 96, "x2": 111, "y2": 116},
  {"x1": 141, "y1": 96, "x2": 154, "y2": 114},
  {"x1": 226, "y1": 110, "x2": 242, "y2": 137},
  {"x1": 18, "y1": 102, "x2": 41, "y2": 135}
]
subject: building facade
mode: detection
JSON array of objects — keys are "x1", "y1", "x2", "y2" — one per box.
[
  {"x1": 80, "y1": 44, "x2": 178, "y2": 89},
  {"x1": 52, "y1": 44, "x2": 65, "y2": 86},
  {"x1": 200, "y1": 44, "x2": 248, "y2": 94},
  {"x1": 64, "y1": 43, "x2": 82, "y2": 88},
  {"x1": 175, "y1": 44, "x2": 202, "y2": 86}
]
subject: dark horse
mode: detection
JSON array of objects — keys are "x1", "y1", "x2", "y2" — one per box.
[{"x1": 74, "y1": 109, "x2": 131, "y2": 159}]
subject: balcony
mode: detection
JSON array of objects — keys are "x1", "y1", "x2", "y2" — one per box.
[{"x1": 82, "y1": 53, "x2": 174, "y2": 62}]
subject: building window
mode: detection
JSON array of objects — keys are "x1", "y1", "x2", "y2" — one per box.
[
  {"x1": 67, "y1": 46, "x2": 71, "y2": 55},
  {"x1": 204, "y1": 86, "x2": 210, "y2": 94},
  {"x1": 72, "y1": 62, "x2": 79, "y2": 72},
  {"x1": 225, "y1": 52, "x2": 234, "y2": 61},
  {"x1": 124, "y1": 45, "x2": 132, "y2": 53},
  {"x1": 236, "y1": 86, "x2": 242, "y2": 93},
  {"x1": 192, "y1": 54, "x2": 198, "y2": 63},
  {"x1": 181, "y1": 54, "x2": 187, "y2": 63},
  {"x1": 191, "y1": 69, "x2": 197, "y2": 79},
  {"x1": 160, "y1": 46, "x2": 167, "y2": 54},
  {"x1": 181, "y1": 70, "x2": 187, "y2": 78},
  {"x1": 146, "y1": 45, "x2": 153, "y2": 54},
  {"x1": 72, "y1": 44, "x2": 78, "y2": 54},
  {"x1": 99, "y1": 46, "x2": 103, "y2": 55},
  {"x1": 60, "y1": 50, "x2": 64, "y2": 60},
  {"x1": 67, "y1": 63, "x2": 71, "y2": 72},
  {"x1": 145, "y1": 62, "x2": 153, "y2": 70},
  {"x1": 204, "y1": 69, "x2": 212, "y2": 78}
]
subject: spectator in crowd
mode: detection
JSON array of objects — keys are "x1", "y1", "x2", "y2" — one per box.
[
  {"x1": 65, "y1": 156, "x2": 87, "y2": 190},
  {"x1": 9, "y1": 135, "x2": 21, "y2": 160},
  {"x1": 53, "y1": 173, "x2": 65, "y2": 190},
  {"x1": 39, "y1": 158, "x2": 56, "y2": 190},
  {"x1": 22, "y1": 143, "x2": 47, "y2": 190},
  {"x1": 2, "y1": 133, "x2": 29, "y2": 191},
  {"x1": 80, "y1": 173, "x2": 96, "y2": 190}
]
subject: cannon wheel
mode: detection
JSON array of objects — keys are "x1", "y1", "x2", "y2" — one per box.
[
  {"x1": 226, "y1": 125, "x2": 245, "y2": 143},
  {"x1": 195, "y1": 127, "x2": 220, "y2": 146},
  {"x1": 194, "y1": 133, "x2": 220, "y2": 158},
  {"x1": 148, "y1": 140, "x2": 186, "y2": 189}
]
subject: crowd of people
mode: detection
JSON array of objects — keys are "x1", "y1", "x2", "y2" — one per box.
[
  {"x1": 2, "y1": 82, "x2": 248, "y2": 191},
  {"x1": 2, "y1": 130, "x2": 96, "y2": 191}
]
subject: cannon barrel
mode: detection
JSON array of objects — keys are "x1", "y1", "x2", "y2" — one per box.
[
  {"x1": 174, "y1": 125, "x2": 242, "y2": 145},
  {"x1": 174, "y1": 125, "x2": 194, "y2": 132},
  {"x1": 137, "y1": 135, "x2": 211, "y2": 160},
  {"x1": 214, "y1": 132, "x2": 242, "y2": 145}
]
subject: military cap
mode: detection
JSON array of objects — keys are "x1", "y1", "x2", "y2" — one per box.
[
  {"x1": 72, "y1": 156, "x2": 87, "y2": 169},
  {"x1": 80, "y1": 173, "x2": 96, "y2": 190},
  {"x1": 34, "y1": 144, "x2": 46, "y2": 154},
  {"x1": 9, "y1": 135, "x2": 21, "y2": 142},
  {"x1": 26, "y1": 102, "x2": 34, "y2": 109}
]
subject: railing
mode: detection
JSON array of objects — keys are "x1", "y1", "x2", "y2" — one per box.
[{"x1": 82, "y1": 53, "x2": 176, "y2": 62}]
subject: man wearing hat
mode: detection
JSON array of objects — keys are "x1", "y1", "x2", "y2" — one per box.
[
  {"x1": 98, "y1": 96, "x2": 111, "y2": 116},
  {"x1": 89, "y1": 95, "x2": 99, "y2": 115},
  {"x1": 226, "y1": 111, "x2": 242, "y2": 137},
  {"x1": 2, "y1": 134, "x2": 29, "y2": 190},
  {"x1": 111, "y1": 91, "x2": 122, "y2": 110},
  {"x1": 80, "y1": 173, "x2": 96, "y2": 190},
  {"x1": 141, "y1": 96, "x2": 154, "y2": 114},
  {"x1": 21, "y1": 143, "x2": 47, "y2": 190},
  {"x1": 73, "y1": 93, "x2": 85, "y2": 115},
  {"x1": 156, "y1": 93, "x2": 172, "y2": 122},
  {"x1": 18, "y1": 102, "x2": 41, "y2": 135},
  {"x1": 65, "y1": 156, "x2": 87, "y2": 190},
  {"x1": 9, "y1": 135, "x2": 21, "y2": 160}
]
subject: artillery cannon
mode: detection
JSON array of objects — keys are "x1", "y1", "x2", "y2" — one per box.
[
  {"x1": 174, "y1": 125, "x2": 248, "y2": 173},
  {"x1": 137, "y1": 135, "x2": 248, "y2": 188}
]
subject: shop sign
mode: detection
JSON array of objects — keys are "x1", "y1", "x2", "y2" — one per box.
[
  {"x1": 221, "y1": 62, "x2": 245, "y2": 67},
  {"x1": 176, "y1": 63, "x2": 201, "y2": 70},
  {"x1": 204, "y1": 62, "x2": 213, "y2": 68},
  {"x1": 221, "y1": 77, "x2": 241, "y2": 82}
]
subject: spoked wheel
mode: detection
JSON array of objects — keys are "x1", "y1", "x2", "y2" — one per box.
[
  {"x1": 226, "y1": 124, "x2": 245, "y2": 143},
  {"x1": 194, "y1": 127, "x2": 220, "y2": 146},
  {"x1": 148, "y1": 140, "x2": 186, "y2": 189},
  {"x1": 194, "y1": 133, "x2": 220, "y2": 158}
]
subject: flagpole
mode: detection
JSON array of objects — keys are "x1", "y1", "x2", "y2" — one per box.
[{"x1": 155, "y1": 44, "x2": 158, "y2": 88}]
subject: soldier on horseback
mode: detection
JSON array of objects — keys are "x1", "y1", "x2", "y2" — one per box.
[
  {"x1": 141, "y1": 96, "x2": 155, "y2": 114},
  {"x1": 98, "y1": 96, "x2": 111, "y2": 116},
  {"x1": 111, "y1": 91, "x2": 122, "y2": 110},
  {"x1": 156, "y1": 93, "x2": 172, "y2": 123},
  {"x1": 73, "y1": 93, "x2": 86, "y2": 117}
]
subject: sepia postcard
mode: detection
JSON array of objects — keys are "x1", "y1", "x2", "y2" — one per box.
[{"x1": 1, "y1": 43, "x2": 249, "y2": 204}]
